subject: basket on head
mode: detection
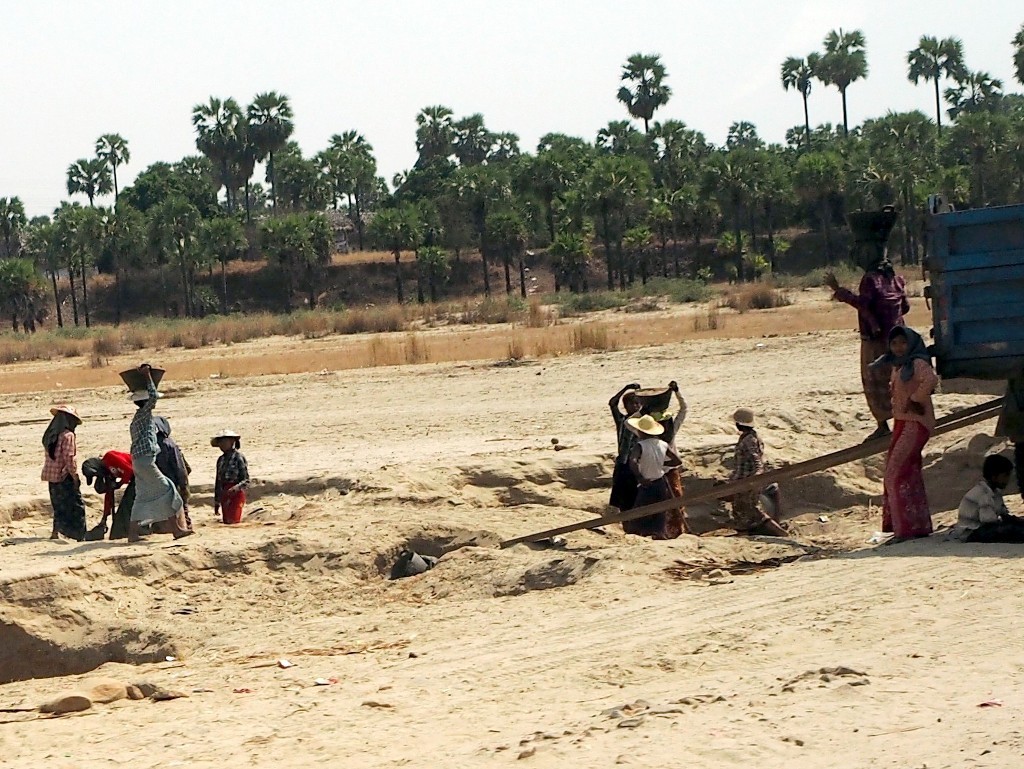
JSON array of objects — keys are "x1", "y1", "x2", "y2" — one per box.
[
  {"x1": 847, "y1": 206, "x2": 898, "y2": 245},
  {"x1": 634, "y1": 387, "x2": 672, "y2": 414},
  {"x1": 118, "y1": 367, "x2": 166, "y2": 393}
]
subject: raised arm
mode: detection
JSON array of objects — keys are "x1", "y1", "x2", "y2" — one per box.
[
  {"x1": 609, "y1": 382, "x2": 641, "y2": 423},
  {"x1": 833, "y1": 274, "x2": 882, "y2": 337},
  {"x1": 669, "y1": 381, "x2": 687, "y2": 432}
]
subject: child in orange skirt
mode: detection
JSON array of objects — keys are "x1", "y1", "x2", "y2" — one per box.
[{"x1": 212, "y1": 429, "x2": 249, "y2": 524}]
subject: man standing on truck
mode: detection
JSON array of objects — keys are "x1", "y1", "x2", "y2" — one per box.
[
  {"x1": 826, "y1": 206, "x2": 910, "y2": 441},
  {"x1": 997, "y1": 375, "x2": 1024, "y2": 502}
]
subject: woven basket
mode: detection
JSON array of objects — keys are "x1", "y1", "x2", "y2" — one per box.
[{"x1": 118, "y1": 367, "x2": 166, "y2": 393}]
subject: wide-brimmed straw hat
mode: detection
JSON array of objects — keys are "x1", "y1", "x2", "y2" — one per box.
[
  {"x1": 128, "y1": 389, "x2": 163, "y2": 402},
  {"x1": 49, "y1": 404, "x2": 81, "y2": 423},
  {"x1": 211, "y1": 429, "x2": 242, "y2": 446},
  {"x1": 733, "y1": 408, "x2": 756, "y2": 428},
  {"x1": 627, "y1": 414, "x2": 665, "y2": 437}
]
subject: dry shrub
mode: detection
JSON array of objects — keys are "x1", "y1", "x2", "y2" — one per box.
[
  {"x1": 404, "y1": 333, "x2": 428, "y2": 364},
  {"x1": 692, "y1": 307, "x2": 725, "y2": 332},
  {"x1": 724, "y1": 285, "x2": 792, "y2": 313},
  {"x1": 570, "y1": 324, "x2": 616, "y2": 352},
  {"x1": 507, "y1": 336, "x2": 525, "y2": 360},
  {"x1": 527, "y1": 300, "x2": 554, "y2": 328},
  {"x1": 92, "y1": 331, "x2": 122, "y2": 358}
]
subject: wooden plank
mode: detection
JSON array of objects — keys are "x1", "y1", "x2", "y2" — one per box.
[{"x1": 499, "y1": 399, "x2": 1005, "y2": 549}]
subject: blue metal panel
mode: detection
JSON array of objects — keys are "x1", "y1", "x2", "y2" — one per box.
[{"x1": 927, "y1": 203, "x2": 1024, "y2": 380}]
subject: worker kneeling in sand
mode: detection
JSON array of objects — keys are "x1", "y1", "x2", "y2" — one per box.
[
  {"x1": 949, "y1": 455, "x2": 1024, "y2": 543},
  {"x1": 126, "y1": 365, "x2": 192, "y2": 543}
]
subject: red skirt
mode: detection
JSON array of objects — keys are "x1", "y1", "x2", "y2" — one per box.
[
  {"x1": 221, "y1": 490, "x2": 245, "y2": 525},
  {"x1": 882, "y1": 420, "x2": 932, "y2": 538}
]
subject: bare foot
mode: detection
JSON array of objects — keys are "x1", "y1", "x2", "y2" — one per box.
[{"x1": 173, "y1": 529, "x2": 195, "y2": 540}]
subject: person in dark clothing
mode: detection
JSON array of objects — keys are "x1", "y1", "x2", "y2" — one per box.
[
  {"x1": 996, "y1": 375, "x2": 1024, "y2": 502},
  {"x1": 608, "y1": 383, "x2": 642, "y2": 513},
  {"x1": 154, "y1": 416, "x2": 193, "y2": 530}
]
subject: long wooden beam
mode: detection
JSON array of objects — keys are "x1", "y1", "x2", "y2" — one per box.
[{"x1": 499, "y1": 398, "x2": 1005, "y2": 548}]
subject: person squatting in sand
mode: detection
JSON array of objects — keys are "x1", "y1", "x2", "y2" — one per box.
[
  {"x1": 127, "y1": 365, "x2": 192, "y2": 543},
  {"x1": 213, "y1": 429, "x2": 250, "y2": 524},
  {"x1": 826, "y1": 207, "x2": 910, "y2": 441},
  {"x1": 720, "y1": 408, "x2": 788, "y2": 537},
  {"x1": 996, "y1": 374, "x2": 1024, "y2": 502},
  {"x1": 82, "y1": 450, "x2": 135, "y2": 540},
  {"x1": 624, "y1": 414, "x2": 685, "y2": 539},
  {"x1": 872, "y1": 326, "x2": 938, "y2": 541},
  {"x1": 40, "y1": 405, "x2": 87, "y2": 541},
  {"x1": 949, "y1": 454, "x2": 1024, "y2": 543}
]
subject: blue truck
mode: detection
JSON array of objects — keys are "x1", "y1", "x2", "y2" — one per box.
[{"x1": 925, "y1": 199, "x2": 1024, "y2": 381}]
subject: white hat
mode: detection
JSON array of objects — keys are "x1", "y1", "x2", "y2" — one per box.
[
  {"x1": 129, "y1": 389, "x2": 162, "y2": 402},
  {"x1": 627, "y1": 414, "x2": 665, "y2": 437},
  {"x1": 211, "y1": 429, "x2": 241, "y2": 446}
]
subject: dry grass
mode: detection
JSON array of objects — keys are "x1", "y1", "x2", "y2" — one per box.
[
  {"x1": 506, "y1": 337, "x2": 526, "y2": 360},
  {"x1": 723, "y1": 285, "x2": 793, "y2": 313},
  {"x1": 570, "y1": 324, "x2": 616, "y2": 352},
  {"x1": 0, "y1": 294, "x2": 937, "y2": 395},
  {"x1": 692, "y1": 307, "x2": 725, "y2": 332}
]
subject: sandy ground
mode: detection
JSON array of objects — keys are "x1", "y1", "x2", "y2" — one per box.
[{"x1": 0, "y1": 299, "x2": 1021, "y2": 768}]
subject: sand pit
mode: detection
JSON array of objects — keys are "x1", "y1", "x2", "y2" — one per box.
[{"x1": 1, "y1": 315, "x2": 1021, "y2": 767}]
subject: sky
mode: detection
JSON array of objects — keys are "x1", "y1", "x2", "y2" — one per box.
[{"x1": 2, "y1": 0, "x2": 1021, "y2": 217}]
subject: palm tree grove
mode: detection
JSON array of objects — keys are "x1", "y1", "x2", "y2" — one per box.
[{"x1": 2, "y1": 25, "x2": 1024, "y2": 333}]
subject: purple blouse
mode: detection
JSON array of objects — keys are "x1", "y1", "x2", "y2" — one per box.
[{"x1": 834, "y1": 270, "x2": 910, "y2": 340}]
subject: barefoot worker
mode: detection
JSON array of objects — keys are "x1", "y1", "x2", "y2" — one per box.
[
  {"x1": 721, "y1": 408, "x2": 787, "y2": 537},
  {"x1": 872, "y1": 326, "x2": 938, "y2": 541},
  {"x1": 40, "y1": 405, "x2": 87, "y2": 541},
  {"x1": 826, "y1": 206, "x2": 910, "y2": 441},
  {"x1": 155, "y1": 416, "x2": 193, "y2": 531},
  {"x1": 652, "y1": 381, "x2": 691, "y2": 534},
  {"x1": 624, "y1": 414, "x2": 684, "y2": 539},
  {"x1": 82, "y1": 450, "x2": 135, "y2": 540},
  {"x1": 125, "y1": 365, "x2": 192, "y2": 542},
  {"x1": 213, "y1": 429, "x2": 250, "y2": 524}
]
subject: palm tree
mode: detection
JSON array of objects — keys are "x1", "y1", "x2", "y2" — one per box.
[
  {"x1": 0, "y1": 196, "x2": 27, "y2": 257},
  {"x1": 486, "y1": 210, "x2": 528, "y2": 295},
  {"x1": 369, "y1": 206, "x2": 423, "y2": 303},
  {"x1": 818, "y1": 29, "x2": 869, "y2": 137},
  {"x1": 945, "y1": 70, "x2": 1004, "y2": 120},
  {"x1": 247, "y1": 92, "x2": 295, "y2": 210},
  {"x1": 415, "y1": 106, "x2": 456, "y2": 166},
  {"x1": 793, "y1": 151, "x2": 844, "y2": 264},
  {"x1": 0, "y1": 258, "x2": 45, "y2": 332},
  {"x1": 548, "y1": 230, "x2": 591, "y2": 293},
  {"x1": 781, "y1": 55, "x2": 819, "y2": 148},
  {"x1": 95, "y1": 134, "x2": 131, "y2": 202},
  {"x1": 23, "y1": 220, "x2": 63, "y2": 328},
  {"x1": 1015, "y1": 24, "x2": 1024, "y2": 86},
  {"x1": 192, "y1": 97, "x2": 246, "y2": 212},
  {"x1": 150, "y1": 197, "x2": 201, "y2": 316},
  {"x1": 326, "y1": 131, "x2": 378, "y2": 249},
  {"x1": 201, "y1": 217, "x2": 248, "y2": 312},
  {"x1": 906, "y1": 36, "x2": 965, "y2": 135},
  {"x1": 617, "y1": 53, "x2": 672, "y2": 133},
  {"x1": 416, "y1": 245, "x2": 450, "y2": 302},
  {"x1": 106, "y1": 206, "x2": 145, "y2": 323},
  {"x1": 66, "y1": 158, "x2": 113, "y2": 206}
]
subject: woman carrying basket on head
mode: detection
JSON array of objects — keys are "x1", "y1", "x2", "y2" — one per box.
[{"x1": 125, "y1": 365, "x2": 193, "y2": 543}]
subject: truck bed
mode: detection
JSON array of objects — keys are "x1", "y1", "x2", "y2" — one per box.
[{"x1": 927, "y1": 203, "x2": 1024, "y2": 380}]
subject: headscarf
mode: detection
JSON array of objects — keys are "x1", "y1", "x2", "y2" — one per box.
[
  {"x1": 42, "y1": 412, "x2": 77, "y2": 459},
  {"x1": 153, "y1": 415, "x2": 171, "y2": 438},
  {"x1": 871, "y1": 326, "x2": 932, "y2": 382},
  {"x1": 154, "y1": 415, "x2": 189, "y2": 486}
]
